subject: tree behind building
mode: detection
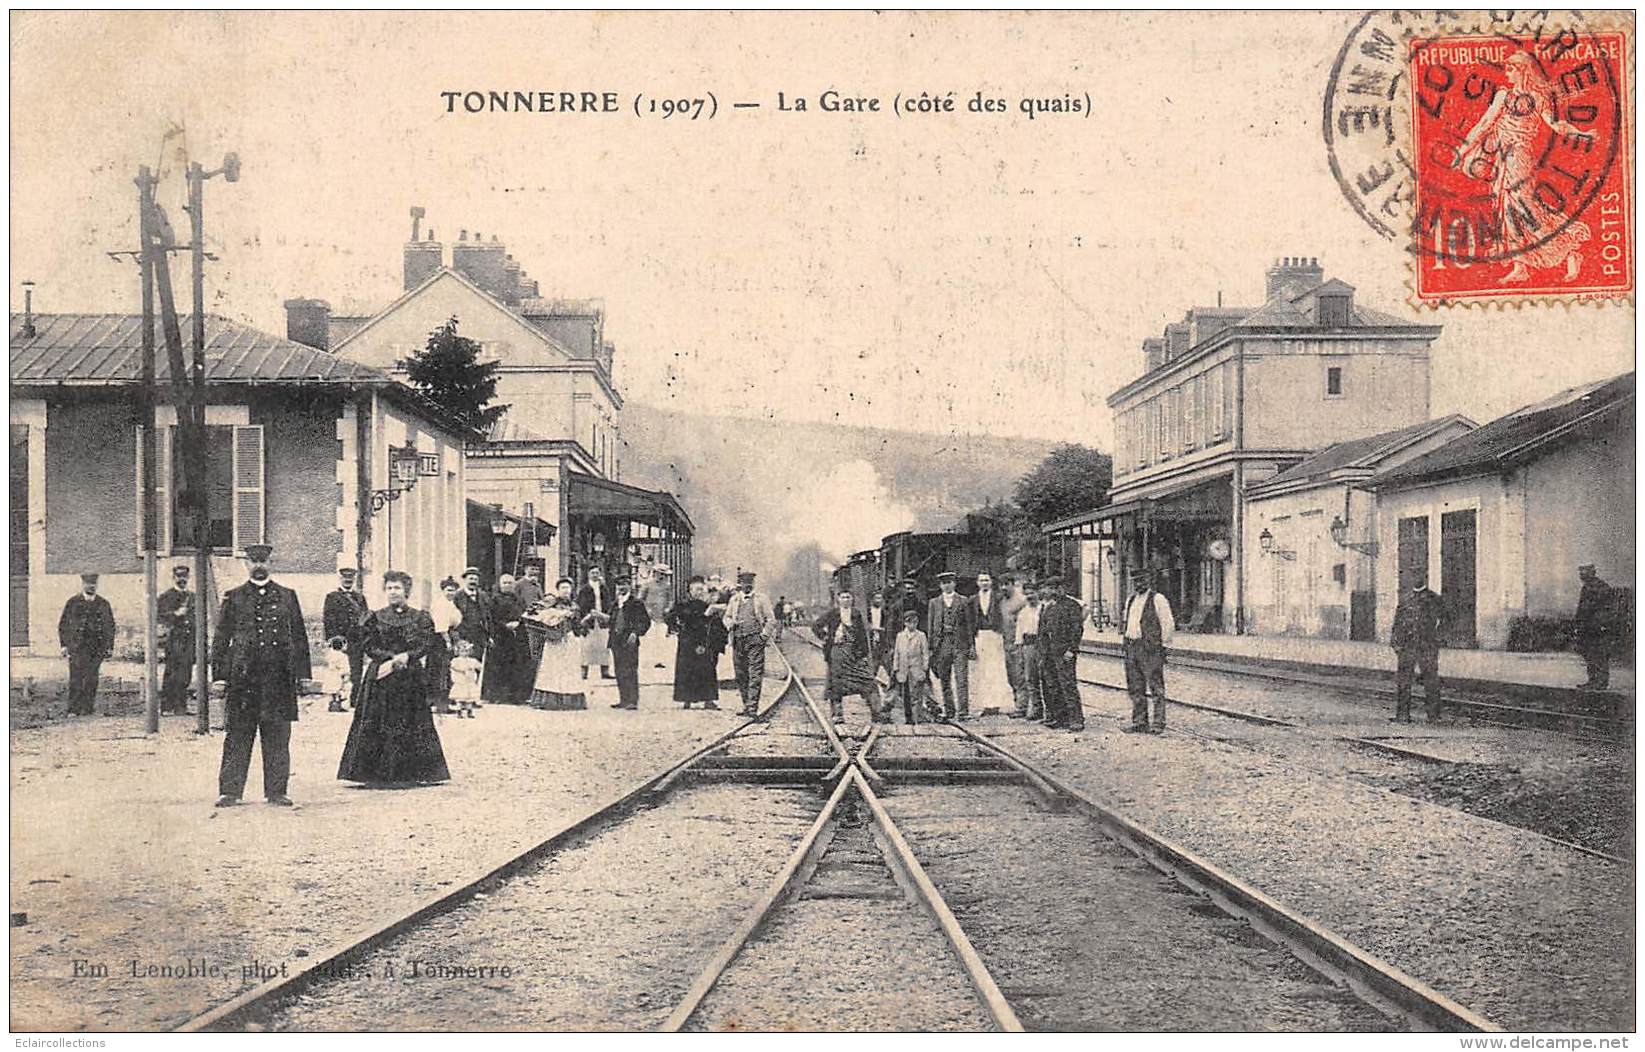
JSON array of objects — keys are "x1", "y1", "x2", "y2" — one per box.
[{"x1": 402, "y1": 316, "x2": 511, "y2": 433}]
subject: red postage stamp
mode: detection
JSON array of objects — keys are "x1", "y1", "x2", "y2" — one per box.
[{"x1": 1408, "y1": 28, "x2": 1632, "y2": 302}]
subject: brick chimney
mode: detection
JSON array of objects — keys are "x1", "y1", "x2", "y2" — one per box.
[
  {"x1": 501, "y1": 254, "x2": 523, "y2": 307},
  {"x1": 1164, "y1": 322, "x2": 1190, "y2": 360},
  {"x1": 283, "y1": 298, "x2": 331, "y2": 350},
  {"x1": 452, "y1": 231, "x2": 510, "y2": 301},
  {"x1": 402, "y1": 206, "x2": 443, "y2": 291},
  {"x1": 403, "y1": 231, "x2": 443, "y2": 291},
  {"x1": 1142, "y1": 337, "x2": 1165, "y2": 372},
  {"x1": 1264, "y1": 255, "x2": 1325, "y2": 302}
]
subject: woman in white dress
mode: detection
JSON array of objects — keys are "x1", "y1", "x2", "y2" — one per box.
[
  {"x1": 529, "y1": 578, "x2": 586, "y2": 709},
  {"x1": 969, "y1": 571, "x2": 1011, "y2": 713}
]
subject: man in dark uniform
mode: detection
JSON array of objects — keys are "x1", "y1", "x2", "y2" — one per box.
[
  {"x1": 1391, "y1": 575, "x2": 1447, "y2": 722},
  {"x1": 1573, "y1": 564, "x2": 1617, "y2": 690},
  {"x1": 59, "y1": 573, "x2": 115, "y2": 716},
  {"x1": 890, "y1": 576, "x2": 926, "y2": 634},
  {"x1": 1037, "y1": 575, "x2": 1087, "y2": 732},
  {"x1": 156, "y1": 564, "x2": 196, "y2": 714},
  {"x1": 211, "y1": 544, "x2": 311, "y2": 807},
  {"x1": 608, "y1": 575, "x2": 652, "y2": 710},
  {"x1": 321, "y1": 567, "x2": 370, "y2": 707}
]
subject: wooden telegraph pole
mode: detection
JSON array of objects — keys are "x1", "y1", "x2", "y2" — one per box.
[
  {"x1": 136, "y1": 167, "x2": 161, "y2": 735},
  {"x1": 137, "y1": 145, "x2": 239, "y2": 735}
]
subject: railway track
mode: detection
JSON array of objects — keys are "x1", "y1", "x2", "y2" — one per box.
[
  {"x1": 1079, "y1": 642, "x2": 1632, "y2": 742},
  {"x1": 181, "y1": 634, "x2": 1505, "y2": 1032},
  {"x1": 1072, "y1": 656, "x2": 1631, "y2": 866},
  {"x1": 791, "y1": 633, "x2": 1502, "y2": 1032},
  {"x1": 177, "y1": 651, "x2": 824, "y2": 1032}
]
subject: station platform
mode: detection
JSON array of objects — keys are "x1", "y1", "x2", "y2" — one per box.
[{"x1": 1080, "y1": 624, "x2": 1634, "y2": 704}]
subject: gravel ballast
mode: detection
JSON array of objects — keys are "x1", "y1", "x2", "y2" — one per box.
[
  {"x1": 9, "y1": 650, "x2": 747, "y2": 1032},
  {"x1": 987, "y1": 720, "x2": 1634, "y2": 1031},
  {"x1": 1076, "y1": 654, "x2": 1635, "y2": 857},
  {"x1": 271, "y1": 784, "x2": 822, "y2": 1031},
  {"x1": 687, "y1": 810, "x2": 993, "y2": 1032}
]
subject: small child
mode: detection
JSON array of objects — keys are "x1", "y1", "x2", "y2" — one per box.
[
  {"x1": 890, "y1": 609, "x2": 930, "y2": 727},
  {"x1": 448, "y1": 639, "x2": 482, "y2": 719},
  {"x1": 322, "y1": 636, "x2": 353, "y2": 713}
]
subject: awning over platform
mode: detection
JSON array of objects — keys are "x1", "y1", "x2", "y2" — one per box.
[
  {"x1": 1042, "y1": 499, "x2": 1148, "y2": 537},
  {"x1": 566, "y1": 473, "x2": 694, "y2": 537}
]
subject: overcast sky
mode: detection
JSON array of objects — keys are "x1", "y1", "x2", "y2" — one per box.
[{"x1": 11, "y1": 11, "x2": 1634, "y2": 445}]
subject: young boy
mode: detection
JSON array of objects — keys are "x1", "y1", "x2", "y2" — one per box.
[
  {"x1": 322, "y1": 635, "x2": 353, "y2": 713},
  {"x1": 890, "y1": 609, "x2": 931, "y2": 727},
  {"x1": 448, "y1": 639, "x2": 482, "y2": 719}
]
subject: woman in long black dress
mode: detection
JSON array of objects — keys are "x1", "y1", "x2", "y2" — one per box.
[
  {"x1": 665, "y1": 575, "x2": 720, "y2": 710},
  {"x1": 338, "y1": 570, "x2": 451, "y2": 786}
]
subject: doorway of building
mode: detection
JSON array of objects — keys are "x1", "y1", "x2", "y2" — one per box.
[
  {"x1": 1440, "y1": 509, "x2": 1478, "y2": 648},
  {"x1": 10, "y1": 425, "x2": 29, "y2": 646},
  {"x1": 1396, "y1": 515, "x2": 1429, "y2": 597}
]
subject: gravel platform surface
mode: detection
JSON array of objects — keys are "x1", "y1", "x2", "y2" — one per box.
[
  {"x1": 9, "y1": 640, "x2": 748, "y2": 1032},
  {"x1": 985, "y1": 720, "x2": 1634, "y2": 1031},
  {"x1": 1078, "y1": 654, "x2": 1635, "y2": 857},
  {"x1": 884, "y1": 783, "x2": 1394, "y2": 1032},
  {"x1": 269, "y1": 784, "x2": 822, "y2": 1031},
  {"x1": 687, "y1": 811, "x2": 993, "y2": 1032}
]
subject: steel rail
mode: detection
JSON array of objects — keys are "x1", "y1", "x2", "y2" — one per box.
[
  {"x1": 783, "y1": 662, "x2": 1024, "y2": 1032},
  {"x1": 1076, "y1": 672, "x2": 1460, "y2": 766},
  {"x1": 177, "y1": 656, "x2": 807, "y2": 1033},
  {"x1": 772, "y1": 640, "x2": 853, "y2": 770},
  {"x1": 657, "y1": 770, "x2": 855, "y2": 1032},
  {"x1": 1074, "y1": 675, "x2": 1631, "y2": 868},
  {"x1": 1079, "y1": 643, "x2": 1629, "y2": 742},
  {"x1": 941, "y1": 720, "x2": 1504, "y2": 1033},
  {"x1": 849, "y1": 767, "x2": 1023, "y2": 1032}
]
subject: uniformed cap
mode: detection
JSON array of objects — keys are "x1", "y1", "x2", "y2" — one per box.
[
  {"x1": 902, "y1": 575, "x2": 920, "y2": 585},
  {"x1": 614, "y1": 575, "x2": 633, "y2": 586},
  {"x1": 337, "y1": 567, "x2": 358, "y2": 580},
  {"x1": 79, "y1": 573, "x2": 99, "y2": 583},
  {"x1": 935, "y1": 571, "x2": 957, "y2": 582},
  {"x1": 243, "y1": 544, "x2": 273, "y2": 562},
  {"x1": 462, "y1": 567, "x2": 481, "y2": 579},
  {"x1": 902, "y1": 609, "x2": 920, "y2": 621},
  {"x1": 737, "y1": 570, "x2": 756, "y2": 582},
  {"x1": 1579, "y1": 563, "x2": 1597, "y2": 573},
  {"x1": 171, "y1": 564, "x2": 190, "y2": 578}
]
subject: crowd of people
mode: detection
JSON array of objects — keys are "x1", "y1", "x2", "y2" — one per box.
[
  {"x1": 808, "y1": 570, "x2": 1091, "y2": 730},
  {"x1": 48, "y1": 546, "x2": 1632, "y2": 806}
]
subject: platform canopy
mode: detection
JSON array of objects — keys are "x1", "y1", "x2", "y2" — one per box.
[
  {"x1": 565, "y1": 473, "x2": 694, "y2": 537},
  {"x1": 1040, "y1": 499, "x2": 1148, "y2": 538}
]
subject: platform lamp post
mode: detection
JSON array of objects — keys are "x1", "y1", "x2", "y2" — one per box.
[{"x1": 490, "y1": 505, "x2": 518, "y2": 584}]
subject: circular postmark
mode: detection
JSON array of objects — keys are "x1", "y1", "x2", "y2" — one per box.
[{"x1": 1324, "y1": 10, "x2": 1627, "y2": 289}]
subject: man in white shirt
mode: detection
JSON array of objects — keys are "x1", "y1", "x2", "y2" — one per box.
[
  {"x1": 1008, "y1": 581, "x2": 1044, "y2": 720},
  {"x1": 968, "y1": 571, "x2": 1009, "y2": 712},
  {"x1": 1122, "y1": 568, "x2": 1176, "y2": 733},
  {"x1": 865, "y1": 590, "x2": 889, "y2": 676}
]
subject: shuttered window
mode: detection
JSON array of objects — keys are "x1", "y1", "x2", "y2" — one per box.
[
  {"x1": 133, "y1": 426, "x2": 174, "y2": 554},
  {"x1": 231, "y1": 425, "x2": 265, "y2": 552}
]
